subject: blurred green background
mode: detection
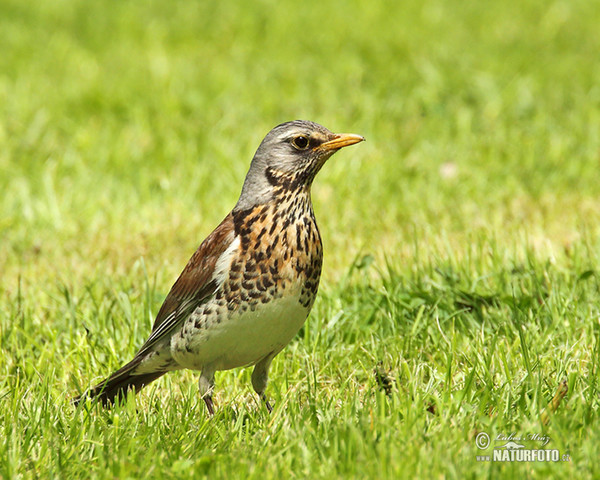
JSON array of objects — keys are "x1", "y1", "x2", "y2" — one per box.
[
  {"x1": 1, "y1": 0, "x2": 600, "y2": 478},
  {"x1": 2, "y1": 0, "x2": 599, "y2": 286}
]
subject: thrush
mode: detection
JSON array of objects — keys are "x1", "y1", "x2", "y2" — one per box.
[{"x1": 74, "y1": 120, "x2": 364, "y2": 414}]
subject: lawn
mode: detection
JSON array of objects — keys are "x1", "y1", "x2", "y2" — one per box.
[{"x1": 1, "y1": 0, "x2": 600, "y2": 478}]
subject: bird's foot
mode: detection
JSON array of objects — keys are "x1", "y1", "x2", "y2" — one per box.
[
  {"x1": 259, "y1": 393, "x2": 273, "y2": 413},
  {"x1": 203, "y1": 395, "x2": 215, "y2": 416}
]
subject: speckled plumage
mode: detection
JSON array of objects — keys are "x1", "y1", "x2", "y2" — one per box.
[{"x1": 74, "y1": 120, "x2": 364, "y2": 414}]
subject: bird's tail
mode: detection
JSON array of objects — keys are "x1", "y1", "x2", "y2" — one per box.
[{"x1": 73, "y1": 357, "x2": 166, "y2": 407}]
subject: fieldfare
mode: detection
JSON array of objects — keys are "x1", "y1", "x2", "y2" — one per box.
[{"x1": 74, "y1": 120, "x2": 364, "y2": 414}]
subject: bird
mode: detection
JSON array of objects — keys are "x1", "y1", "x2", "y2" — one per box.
[{"x1": 74, "y1": 120, "x2": 364, "y2": 414}]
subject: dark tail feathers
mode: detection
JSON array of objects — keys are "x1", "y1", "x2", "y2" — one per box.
[{"x1": 73, "y1": 358, "x2": 166, "y2": 407}]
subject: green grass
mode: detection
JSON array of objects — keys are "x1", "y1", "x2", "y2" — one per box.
[{"x1": 2, "y1": 0, "x2": 600, "y2": 477}]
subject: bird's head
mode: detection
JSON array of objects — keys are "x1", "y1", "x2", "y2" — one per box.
[{"x1": 236, "y1": 120, "x2": 364, "y2": 210}]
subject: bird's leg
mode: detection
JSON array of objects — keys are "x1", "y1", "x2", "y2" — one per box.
[
  {"x1": 252, "y1": 354, "x2": 274, "y2": 413},
  {"x1": 199, "y1": 369, "x2": 216, "y2": 416}
]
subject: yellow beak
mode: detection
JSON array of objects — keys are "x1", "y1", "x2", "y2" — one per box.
[{"x1": 318, "y1": 133, "x2": 365, "y2": 151}]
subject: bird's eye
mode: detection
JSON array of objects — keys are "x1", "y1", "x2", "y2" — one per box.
[{"x1": 292, "y1": 135, "x2": 310, "y2": 150}]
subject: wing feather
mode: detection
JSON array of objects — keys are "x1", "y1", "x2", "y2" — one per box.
[{"x1": 136, "y1": 213, "x2": 236, "y2": 355}]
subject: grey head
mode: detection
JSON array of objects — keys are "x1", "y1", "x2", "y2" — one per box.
[{"x1": 235, "y1": 120, "x2": 364, "y2": 211}]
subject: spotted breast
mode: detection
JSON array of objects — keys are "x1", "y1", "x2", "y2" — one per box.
[{"x1": 171, "y1": 188, "x2": 322, "y2": 371}]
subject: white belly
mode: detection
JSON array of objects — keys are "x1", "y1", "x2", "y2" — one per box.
[{"x1": 171, "y1": 294, "x2": 309, "y2": 371}]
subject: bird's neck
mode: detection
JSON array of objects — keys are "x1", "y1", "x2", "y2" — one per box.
[
  {"x1": 233, "y1": 186, "x2": 314, "y2": 223},
  {"x1": 235, "y1": 167, "x2": 315, "y2": 212}
]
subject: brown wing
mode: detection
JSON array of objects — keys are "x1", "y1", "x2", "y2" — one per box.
[{"x1": 136, "y1": 212, "x2": 236, "y2": 356}]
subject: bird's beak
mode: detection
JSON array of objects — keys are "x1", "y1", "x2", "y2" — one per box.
[{"x1": 317, "y1": 133, "x2": 365, "y2": 151}]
